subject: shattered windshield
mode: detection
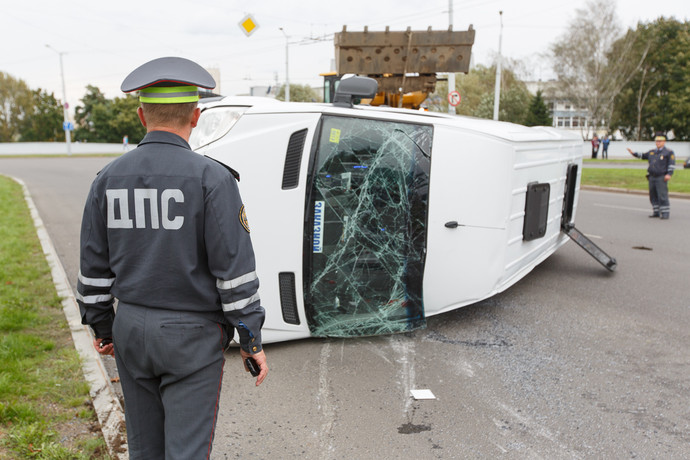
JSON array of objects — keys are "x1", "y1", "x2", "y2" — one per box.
[{"x1": 306, "y1": 115, "x2": 432, "y2": 337}]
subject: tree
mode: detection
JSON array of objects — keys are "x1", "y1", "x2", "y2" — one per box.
[
  {"x1": 611, "y1": 18, "x2": 690, "y2": 140},
  {"x1": 428, "y1": 63, "x2": 531, "y2": 123},
  {"x1": 2, "y1": 75, "x2": 148, "y2": 144},
  {"x1": 523, "y1": 90, "x2": 552, "y2": 126},
  {"x1": 0, "y1": 72, "x2": 32, "y2": 141},
  {"x1": 276, "y1": 84, "x2": 321, "y2": 102},
  {"x1": 18, "y1": 89, "x2": 64, "y2": 141},
  {"x1": 108, "y1": 95, "x2": 146, "y2": 144},
  {"x1": 473, "y1": 86, "x2": 531, "y2": 123},
  {"x1": 429, "y1": 65, "x2": 496, "y2": 115},
  {"x1": 550, "y1": 0, "x2": 647, "y2": 138},
  {"x1": 0, "y1": 73, "x2": 64, "y2": 142},
  {"x1": 73, "y1": 87, "x2": 145, "y2": 143},
  {"x1": 74, "y1": 85, "x2": 108, "y2": 142}
]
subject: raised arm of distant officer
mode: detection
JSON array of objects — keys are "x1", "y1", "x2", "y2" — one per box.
[{"x1": 627, "y1": 147, "x2": 640, "y2": 158}]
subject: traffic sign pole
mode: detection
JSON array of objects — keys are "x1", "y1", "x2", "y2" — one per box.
[
  {"x1": 47, "y1": 45, "x2": 71, "y2": 155},
  {"x1": 447, "y1": 74, "x2": 455, "y2": 114}
]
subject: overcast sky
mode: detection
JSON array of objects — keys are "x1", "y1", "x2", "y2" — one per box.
[{"x1": 1, "y1": 0, "x2": 687, "y2": 111}]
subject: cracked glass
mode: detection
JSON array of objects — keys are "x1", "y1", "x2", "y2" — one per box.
[{"x1": 306, "y1": 115, "x2": 432, "y2": 337}]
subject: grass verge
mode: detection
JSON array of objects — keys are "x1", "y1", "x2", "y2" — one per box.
[
  {"x1": 0, "y1": 176, "x2": 111, "y2": 459},
  {"x1": 581, "y1": 168, "x2": 690, "y2": 194}
]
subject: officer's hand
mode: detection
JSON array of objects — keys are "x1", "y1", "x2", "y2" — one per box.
[
  {"x1": 627, "y1": 148, "x2": 634, "y2": 155},
  {"x1": 664, "y1": 174, "x2": 671, "y2": 182},
  {"x1": 241, "y1": 349, "x2": 268, "y2": 386},
  {"x1": 93, "y1": 338, "x2": 114, "y2": 356}
]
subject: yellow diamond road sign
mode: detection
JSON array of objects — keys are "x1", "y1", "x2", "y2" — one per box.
[{"x1": 239, "y1": 14, "x2": 259, "y2": 37}]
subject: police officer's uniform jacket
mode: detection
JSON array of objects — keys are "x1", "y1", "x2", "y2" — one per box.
[
  {"x1": 632, "y1": 145, "x2": 676, "y2": 178},
  {"x1": 77, "y1": 130, "x2": 264, "y2": 353}
]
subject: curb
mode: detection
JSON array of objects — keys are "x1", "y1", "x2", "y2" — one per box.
[
  {"x1": 581, "y1": 185, "x2": 690, "y2": 200},
  {"x1": 11, "y1": 176, "x2": 128, "y2": 459}
]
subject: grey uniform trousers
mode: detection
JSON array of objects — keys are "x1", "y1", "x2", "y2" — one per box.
[
  {"x1": 648, "y1": 175, "x2": 670, "y2": 217},
  {"x1": 112, "y1": 302, "x2": 227, "y2": 460}
]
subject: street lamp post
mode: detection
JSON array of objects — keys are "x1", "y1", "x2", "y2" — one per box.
[
  {"x1": 279, "y1": 28, "x2": 290, "y2": 102},
  {"x1": 493, "y1": 11, "x2": 503, "y2": 121},
  {"x1": 46, "y1": 44, "x2": 71, "y2": 155}
]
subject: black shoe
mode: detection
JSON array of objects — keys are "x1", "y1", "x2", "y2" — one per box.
[
  {"x1": 660, "y1": 215, "x2": 669, "y2": 220},
  {"x1": 649, "y1": 214, "x2": 660, "y2": 218}
]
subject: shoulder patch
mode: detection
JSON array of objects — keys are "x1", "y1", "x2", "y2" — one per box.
[
  {"x1": 239, "y1": 205, "x2": 250, "y2": 233},
  {"x1": 204, "y1": 155, "x2": 240, "y2": 182}
]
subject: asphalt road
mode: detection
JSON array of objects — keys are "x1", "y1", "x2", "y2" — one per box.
[{"x1": 1, "y1": 157, "x2": 688, "y2": 459}]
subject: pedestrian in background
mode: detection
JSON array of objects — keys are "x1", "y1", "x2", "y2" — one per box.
[
  {"x1": 77, "y1": 57, "x2": 268, "y2": 459},
  {"x1": 627, "y1": 133, "x2": 675, "y2": 219},
  {"x1": 591, "y1": 134, "x2": 600, "y2": 159},
  {"x1": 601, "y1": 134, "x2": 610, "y2": 159}
]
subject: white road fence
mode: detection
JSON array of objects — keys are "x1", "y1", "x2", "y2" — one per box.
[
  {"x1": 583, "y1": 141, "x2": 690, "y2": 160},
  {"x1": 0, "y1": 142, "x2": 127, "y2": 156}
]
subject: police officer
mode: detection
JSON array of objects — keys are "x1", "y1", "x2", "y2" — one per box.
[
  {"x1": 77, "y1": 57, "x2": 268, "y2": 459},
  {"x1": 627, "y1": 133, "x2": 675, "y2": 219}
]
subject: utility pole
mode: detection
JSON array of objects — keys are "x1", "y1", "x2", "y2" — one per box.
[
  {"x1": 493, "y1": 11, "x2": 503, "y2": 121},
  {"x1": 447, "y1": 0, "x2": 455, "y2": 114},
  {"x1": 279, "y1": 28, "x2": 290, "y2": 102},
  {"x1": 46, "y1": 44, "x2": 71, "y2": 155}
]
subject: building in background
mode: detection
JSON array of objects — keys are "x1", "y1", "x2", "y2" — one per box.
[
  {"x1": 249, "y1": 86, "x2": 278, "y2": 98},
  {"x1": 526, "y1": 81, "x2": 599, "y2": 138},
  {"x1": 205, "y1": 68, "x2": 221, "y2": 94}
]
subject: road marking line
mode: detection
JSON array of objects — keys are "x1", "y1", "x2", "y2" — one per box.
[
  {"x1": 594, "y1": 203, "x2": 649, "y2": 213},
  {"x1": 390, "y1": 336, "x2": 415, "y2": 416},
  {"x1": 498, "y1": 403, "x2": 581, "y2": 458},
  {"x1": 318, "y1": 342, "x2": 335, "y2": 458}
]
